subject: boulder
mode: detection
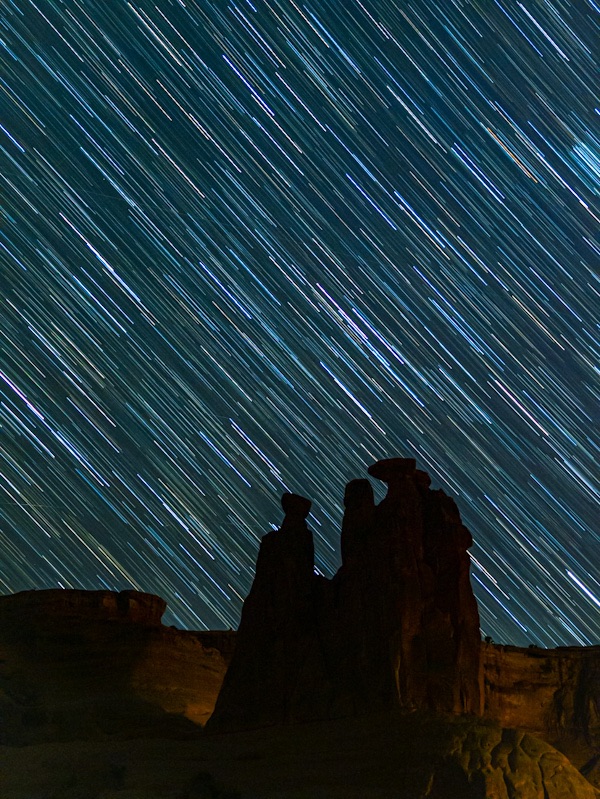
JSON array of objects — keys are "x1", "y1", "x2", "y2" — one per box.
[{"x1": 483, "y1": 641, "x2": 600, "y2": 788}]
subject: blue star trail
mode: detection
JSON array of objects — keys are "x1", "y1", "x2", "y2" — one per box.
[{"x1": 1, "y1": 0, "x2": 598, "y2": 646}]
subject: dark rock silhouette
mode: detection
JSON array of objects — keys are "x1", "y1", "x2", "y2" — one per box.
[
  {"x1": 1, "y1": 460, "x2": 599, "y2": 796},
  {"x1": 207, "y1": 458, "x2": 482, "y2": 732}
]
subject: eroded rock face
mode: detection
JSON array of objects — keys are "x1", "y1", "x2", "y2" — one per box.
[
  {"x1": 483, "y1": 642, "x2": 600, "y2": 789},
  {"x1": 429, "y1": 722, "x2": 600, "y2": 799},
  {"x1": 0, "y1": 589, "x2": 233, "y2": 744},
  {"x1": 208, "y1": 459, "x2": 482, "y2": 731}
]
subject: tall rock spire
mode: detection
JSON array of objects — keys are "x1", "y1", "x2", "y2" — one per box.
[
  {"x1": 207, "y1": 492, "x2": 316, "y2": 729},
  {"x1": 207, "y1": 459, "x2": 482, "y2": 732}
]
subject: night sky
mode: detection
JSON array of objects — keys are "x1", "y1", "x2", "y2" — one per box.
[{"x1": 1, "y1": 0, "x2": 598, "y2": 646}]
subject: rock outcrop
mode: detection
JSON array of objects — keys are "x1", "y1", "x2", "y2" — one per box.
[
  {"x1": 483, "y1": 641, "x2": 600, "y2": 787},
  {"x1": 0, "y1": 588, "x2": 234, "y2": 744},
  {"x1": 2, "y1": 711, "x2": 598, "y2": 799},
  {"x1": 208, "y1": 458, "x2": 482, "y2": 731},
  {"x1": 2, "y1": 592, "x2": 598, "y2": 785}
]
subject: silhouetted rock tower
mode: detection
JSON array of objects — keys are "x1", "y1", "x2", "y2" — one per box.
[{"x1": 208, "y1": 458, "x2": 482, "y2": 731}]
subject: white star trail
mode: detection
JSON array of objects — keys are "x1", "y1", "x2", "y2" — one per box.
[{"x1": 0, "y1": 0, "x2": 598, "y2": 645}]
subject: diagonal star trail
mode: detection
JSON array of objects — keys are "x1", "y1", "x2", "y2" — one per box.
[{"x1": 0, "y1": 0, "x2": 598, "y2": 645}]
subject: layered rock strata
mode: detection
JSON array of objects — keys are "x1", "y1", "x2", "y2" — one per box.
[
  {"x1": 208, "y1": 458, "x2": 482, "y2": 731},
  {"x1": 0, "y1": 588, "x2": 233, "y2": 744},
  {"x1": 483, "y1": 641, "x2": 600, "y2": 785}
]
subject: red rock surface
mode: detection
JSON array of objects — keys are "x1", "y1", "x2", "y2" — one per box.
[
  {"x1": 0, "y1": 588, "x2": 234, "y2": 744},
  {"x1": 1, "y1": 463, "x2": 598, "y2": 796},
  {"x1": 482, "y1": 641, "x2": 600, "y2": 787}
]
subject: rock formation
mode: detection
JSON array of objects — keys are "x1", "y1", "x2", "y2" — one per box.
[
  {"x1": 208, "y1": 458, "x2": 482, "y2": 731},
  {"x1": 483, "y1": 641, "x2": 600, "y2": 785},
  {"x1": 1, "y1": 458, "x2": 598, "y2": 796},
  {"x1": 2, "y1": 710, "x2": 598, "y2": 799},
  {"x1": 3, "y1": 592, "x2": 598, "y2": 786},
  {"x1": 0, "y1": 588, "x2": 234, "y2": 745}
]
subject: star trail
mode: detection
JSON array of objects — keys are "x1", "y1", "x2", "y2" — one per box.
[{"x1": 1, "y1": 0, "x2": 598, "y2": 646}]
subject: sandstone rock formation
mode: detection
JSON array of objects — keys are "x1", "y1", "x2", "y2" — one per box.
[
  {"x1": 0, "y1": 588, "x2": 234, "y2": 745},
  {"x1": 208, "y1": 458, "x2": 482, "y2": 731},
  {"x1": 483, "y1": 641, "x2": 600, "y2": 788},
  {"x1": 1, "y1": 459, "x2": 598, "y2": 797}
]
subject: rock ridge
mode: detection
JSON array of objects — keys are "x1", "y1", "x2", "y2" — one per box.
[
  {"x1": 0, "y1": 588, "x2": 233, "y2": 745},
  {"x1": 0, "y1": 588, "x2": 167, "y2": 626}
]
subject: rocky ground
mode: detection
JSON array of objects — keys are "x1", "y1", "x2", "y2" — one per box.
[{"x1": 2, "y1": 711, "x2": 599, "y2": 799}]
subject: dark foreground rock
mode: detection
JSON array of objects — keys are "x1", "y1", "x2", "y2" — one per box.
[
  {"x1": 1, "y1": 458, "x2": 598, "y2": 796},
  {"x1": 203, "y1": 458, "x2": 599, "y2": 794},
  {"x1": 208, "y1": 460, "x2": 482, "y2": 732},
  {"x1": 0, "y1": 711, "x2": 597, "y2": 798},
  {"x1": 1, "y1": 589, "x2": 598, "y2": 794}
]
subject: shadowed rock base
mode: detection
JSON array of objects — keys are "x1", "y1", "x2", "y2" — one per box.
[
  {"x1": 1, "y1": 591, "x2": 598, "y2": 795},
  {"x1": 0, "y1": 460, "x2": 598, "y2": 797},
  {"x1": 0, "y1": 712, "x2": 597, "y2": 798}
]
